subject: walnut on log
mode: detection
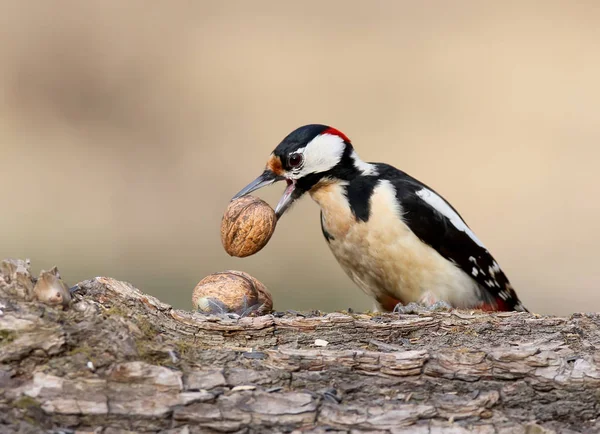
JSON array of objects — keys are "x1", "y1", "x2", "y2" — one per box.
[{"x1": 192, "y1": 270, "x2": 273, "y2": 316}]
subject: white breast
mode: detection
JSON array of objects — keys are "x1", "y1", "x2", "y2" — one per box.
[{"x1": 310, "y1": 180, "x2": 481, "y2": 309}]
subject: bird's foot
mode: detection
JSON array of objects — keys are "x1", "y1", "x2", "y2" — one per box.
[
  {"x1": 425, "y1": 300, "x2": 453, "y2": 311},
  {"x1": 393, "y1": 299, "x2": 453, "y2": 315},
  {"x1": 393, "y1": 302, "x2": 425, "y2": 314}
]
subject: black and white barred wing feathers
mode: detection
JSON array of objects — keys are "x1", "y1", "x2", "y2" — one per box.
[{"x1": 390, "y1": 175, "x2": 527, "y2": 312}]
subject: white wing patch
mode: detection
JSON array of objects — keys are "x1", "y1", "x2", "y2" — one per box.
[{"x1": 415, "y1": 188, "x2": 485, "y2": 248}]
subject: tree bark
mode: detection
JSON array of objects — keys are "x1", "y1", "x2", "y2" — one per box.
[{"x1": 1, "y1": 259, "x2": 599, "y2": 434}]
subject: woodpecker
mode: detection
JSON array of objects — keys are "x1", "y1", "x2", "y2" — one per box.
[{"x1": 233, "y1": 124, "x2": 528, "y2": 313}]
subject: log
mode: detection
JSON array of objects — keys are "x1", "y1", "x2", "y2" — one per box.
[{"x1": 1, "y1": 258, "x2": 599, "y2": 434}]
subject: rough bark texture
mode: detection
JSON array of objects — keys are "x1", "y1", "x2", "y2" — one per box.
[{"x1": 1, "y1": 259, "x2": 600, "y2": 434}]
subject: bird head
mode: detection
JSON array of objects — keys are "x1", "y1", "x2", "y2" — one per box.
[{"x1": 233, "y1": 124, "x2": 362, "y2": 219}]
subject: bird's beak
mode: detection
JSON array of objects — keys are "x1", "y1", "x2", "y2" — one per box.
[
  {"x1": 273, "y1": 178, "x2": 298, "y2": 219},
  {"x1": 232, "y1": 170, "x2": 283, "y2": 200},
  {"x1": 232, "y1": 170, "x2": 298, "y2": 219}
]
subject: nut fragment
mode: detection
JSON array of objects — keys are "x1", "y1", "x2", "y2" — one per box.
[
  {"x1": 33, "y1": 266, "x2": 71, "y2": 307},
  {"x1": 221, "y1": 195, "x2": 277, "y2": 257},
  {"x1": 192, "y1": 270, "x2": 272, "y2": 316}
]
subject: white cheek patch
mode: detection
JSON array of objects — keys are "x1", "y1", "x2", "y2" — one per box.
[
  {"x1": 294, "y1": 133, "x2": 345, "y2": 178},
  {"x1": 415, "y1": 188, "x2": 486, "y2": 248}
]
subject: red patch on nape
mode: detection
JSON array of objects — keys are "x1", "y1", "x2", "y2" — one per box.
[{"x1": 322, "y1": 127, "x2": 351, "y2": 143}]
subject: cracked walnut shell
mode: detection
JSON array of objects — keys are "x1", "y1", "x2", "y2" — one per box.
[
  {"x1": 192, "y1": 270, "x2": 273, "y2": 316},
  {"x1": 221, "y1": 195, "x2": 277, "y2": 257},
  {"x1": 33, "y1": 266, "x2": 71, "y2": 307}
]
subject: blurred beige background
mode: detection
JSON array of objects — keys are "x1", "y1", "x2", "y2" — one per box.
[{"x1": 1, "y1": 1, "x2": 598, "y2": 315}]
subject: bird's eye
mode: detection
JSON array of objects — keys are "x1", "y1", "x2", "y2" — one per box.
[{"x1": 288, "y1": 153, "x2": 303, "y2": 168}]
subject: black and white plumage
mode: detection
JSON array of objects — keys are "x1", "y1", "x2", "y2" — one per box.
[{"x1": 233, "y1": 124, "x2": 528, "y2": 312}]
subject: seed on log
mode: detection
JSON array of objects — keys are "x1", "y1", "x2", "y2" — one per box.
[
  {"x1": 192, "y1": 270, "x2": 272, "y2": 316},
  {"x1": 221, "y1": 196, "x2": 277, "y2": 257}
]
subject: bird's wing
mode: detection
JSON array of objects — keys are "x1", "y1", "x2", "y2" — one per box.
[{"x1": 390, "y1": 176, "x2": 526, "y2": 312}]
